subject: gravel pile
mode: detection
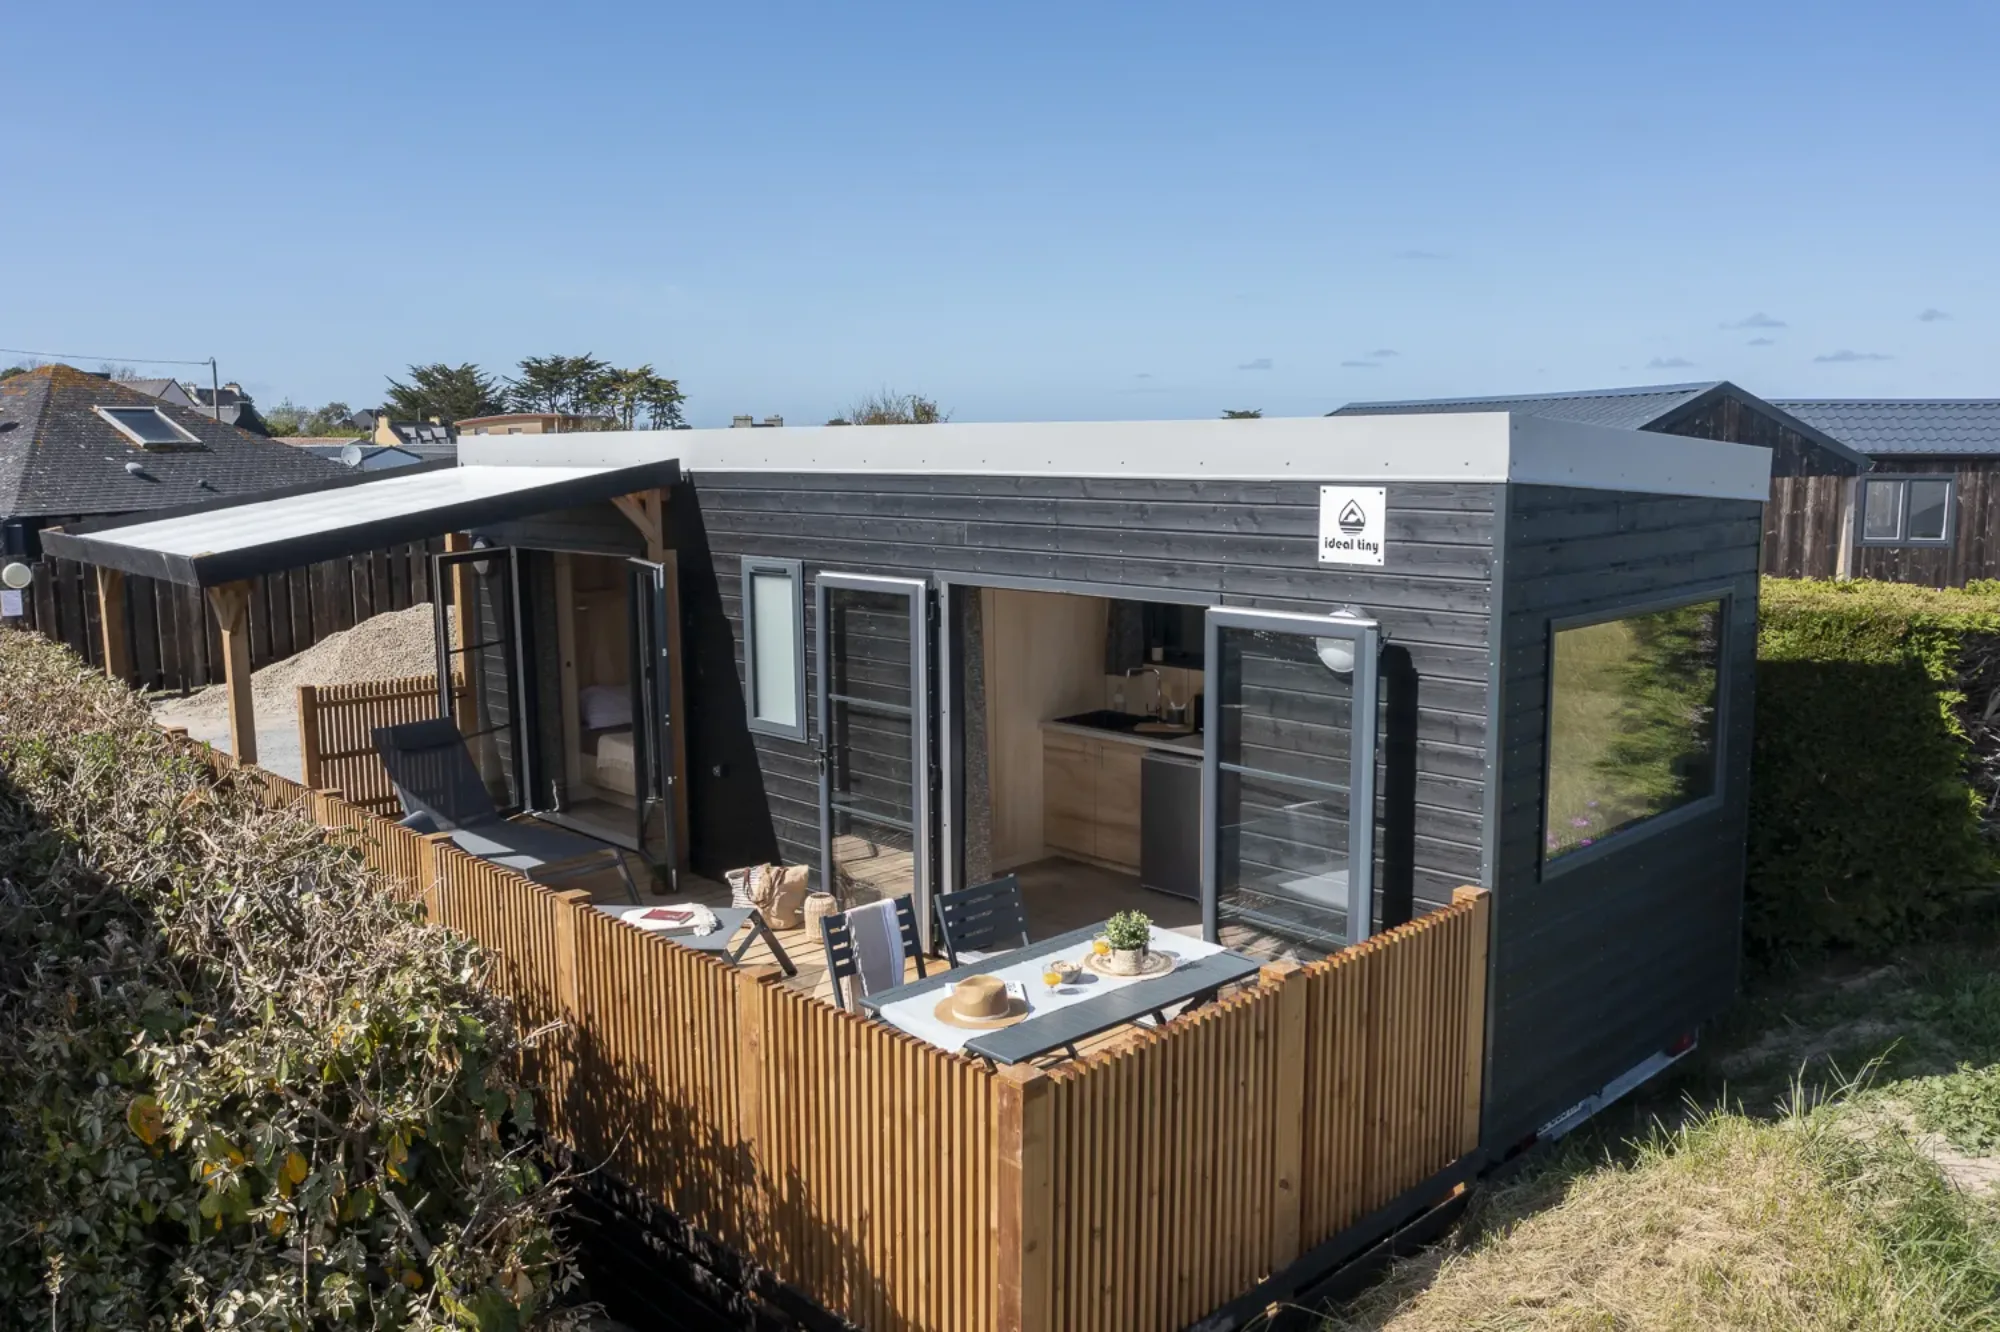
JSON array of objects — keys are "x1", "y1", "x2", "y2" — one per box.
[{"x1": 154, "y1": 603, "x2": 440, "y2": 731}]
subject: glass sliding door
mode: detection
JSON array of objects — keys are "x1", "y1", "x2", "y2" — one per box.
[
  {"x1": 627, "y1": 558, "x2": 678, "y2": 883},
  {"x1": 815, "y1": 573, "x2": 932, "y2": 938},
  {"x1": 432, "y1": 545, "x2": 528, "y2": 812},
  {"x1": 1202, "y1": 608, "x2": 1381, "y2": 957}
]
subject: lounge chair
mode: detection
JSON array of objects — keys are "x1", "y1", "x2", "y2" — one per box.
[{"x1": 373, "y1": 718, "x2": 641, "y2": 903}]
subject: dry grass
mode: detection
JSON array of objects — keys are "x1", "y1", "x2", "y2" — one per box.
[{"x1": 1323, "y1": 1103, "x2": 2000, "y2": 1332}]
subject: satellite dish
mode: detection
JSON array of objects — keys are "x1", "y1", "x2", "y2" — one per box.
[
  {"x1": 340, "y1": 443, "x2": 364, "y2": 468},
  {"x1": 1, "y1": 561, "x2": 33, "y2": 590}
]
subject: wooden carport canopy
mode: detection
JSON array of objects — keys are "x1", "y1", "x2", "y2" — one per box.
[{"x1": 39, "y1": 456, "x2": 683, "y2": 776}]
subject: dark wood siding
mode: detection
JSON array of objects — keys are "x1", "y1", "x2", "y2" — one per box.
[
  {"x1": 1853, "y1": 456, "x2": 2000, "y2": 588},
  {"x1": 1650, "y1": 391, "x2": 1860, "y2": 579},
  {"x1": 681, "y1": 473, "x2": 1500, "y2": 916},
  {"x1": 1484, "y1": 485, "x2": 1760, "y2": 1147}
]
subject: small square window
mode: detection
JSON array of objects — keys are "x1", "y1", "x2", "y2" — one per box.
[
  {"x1": 96, "y1": 405, "x2": 201, "y2": 449},
  {"x1": 1860, "y1": 476, "x2": 1953, "y2": 546},
  {"x1": 743, "y1": 558, "x2": 806, "y2": 739}
]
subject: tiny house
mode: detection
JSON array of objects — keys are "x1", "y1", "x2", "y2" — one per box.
[{"x1": 446, "y1": 412, "x2": 1768, "y2": 1149}]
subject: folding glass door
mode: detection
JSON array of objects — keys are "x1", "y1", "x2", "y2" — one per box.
[
  {"x1": 1202, "y1": 609, "x2": 1382, "y2": 955},
  {"x1": 433, "y1": 545, "x2": 527, "y2": 811},
  {"x1": 815, "y1": 573, "x2": 932, "y2": 938}
]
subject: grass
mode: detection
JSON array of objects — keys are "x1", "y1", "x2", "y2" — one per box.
[{"x1": 1314, "y1": 907, "x2": 2000, "y2": 1331}]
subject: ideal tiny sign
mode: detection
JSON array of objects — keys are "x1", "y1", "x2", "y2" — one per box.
[{"x1": 1317, "y1": 485, "x2": 1386, "y2": 566}]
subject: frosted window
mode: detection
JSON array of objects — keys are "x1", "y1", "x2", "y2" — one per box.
[{"x1": 750, "y1": 569, "x2": 800, "y2": 729}]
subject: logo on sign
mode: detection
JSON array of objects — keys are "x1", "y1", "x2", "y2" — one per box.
[{"x1": 1318, "y1": 486, "x2": 1386, "y2": 566}]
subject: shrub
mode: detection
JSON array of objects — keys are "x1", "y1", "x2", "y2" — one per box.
[
  {"x1": 0, "y1": 629, "x2": 579, "y2": 1329},
  {"x1": 1749, "y1": 579, "x2": 2000, "y2": 955}
]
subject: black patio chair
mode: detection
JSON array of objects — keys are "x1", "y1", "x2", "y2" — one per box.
[
  {"x1": 821, "y1": 896, "x2": 926, "y2": 1012},
  {"x1": 373, "y1": 718, "x2": 641, "y2": 903},
  {"x1": 933, "y1": 874, "x2": 1031, "y2": 968}
]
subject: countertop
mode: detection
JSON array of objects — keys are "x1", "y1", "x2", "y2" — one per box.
[{"x1": 1040, "y1": 719, "x2": 1203, "y2": 754}]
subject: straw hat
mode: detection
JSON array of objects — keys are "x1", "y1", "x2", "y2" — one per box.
[{"x1": 932, "y1": 975, "x2": 1031, "y2": 1030}]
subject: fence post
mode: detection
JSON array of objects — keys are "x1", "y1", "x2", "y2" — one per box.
[
  {"x1": 996, "y1": 1064, "x2": 1052, "y2": 1332},
  {"x1": 735, "y1": 964, "x2": 781, "y2": 1246},
  {"x1": 95, "y1": 567, "x2": 132, "y2": 683},
  {"x1": 1262, "y1": 961, "x2": 1308, "y2": 1272},
  {"x1": 418, "y1": 833, "x2": 453, "y2": 918},
  {"x1": 297, "y1": 685, "x2": 322, "y2": 789},
  {"x1": 551, "y1": 888, "x2": 593, "y2": 1022},
  {"x1": 1452, "y1": 887, "x2": 1492, "y2": 1153}
]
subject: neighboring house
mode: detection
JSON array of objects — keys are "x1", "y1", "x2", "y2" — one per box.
[
  {"x1": 117, "y1": 377, "x2": 200, "y2": 410},
  {"x1": 1770, "y1": 399, "x2": 2000, "y2": 587},
  {"x1": 294, "y1": 441, "x2": 434, "y2": 471},
  {"x1": 123, "y1": 377, "x2": 270, "y2": 434},
  {"x1": 0, "y1": 364, "x2": 339, "y2": 558},
  {"x1": 455, "y1": 411, "x2": 612, "y2": 435},
  {"x1": 368, "y1": 412, "x2": 458, "y2": 461},
  {"x1": 1331, "y1": 382, "x2": 1873, "y2": 578},
  {"x1": 730, "y1": 414, "x2": 785, "y2": 428}
]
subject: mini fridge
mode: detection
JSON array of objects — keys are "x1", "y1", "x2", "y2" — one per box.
[{"x1": 1139, "y1": 748, "x2": 1202, "y2": 899}]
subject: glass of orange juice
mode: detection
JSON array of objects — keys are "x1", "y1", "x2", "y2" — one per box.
[
  {"x1": 1092, "y1": 936, "x2": 1111, "y2": 959},
  {"x1": 1042, "y1": 961, "x2": 1065, "y2": 994}
]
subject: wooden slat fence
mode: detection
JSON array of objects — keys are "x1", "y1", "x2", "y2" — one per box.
[
  {"x1": 183, "y1": 730, "x2": 1491, "y2": 1332},
  {"x1": 298, "y1": 674, "x2": 463, "y2": 814},
  {"x1": 18, "y1": 539, "x2": 443, "y2": 692}
]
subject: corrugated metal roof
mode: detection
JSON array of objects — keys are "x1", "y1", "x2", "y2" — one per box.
[
  {"x1": 1769, "y1": 400, "x2": 2000, "y2": 456},
  {"x1": 1331, "y1": 383, "x2": 1724, "y2": 431}
]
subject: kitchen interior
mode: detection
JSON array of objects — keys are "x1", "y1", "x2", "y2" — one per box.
[{"x1": 979, "y1": 587, "x2": 1210, "y2": 937}]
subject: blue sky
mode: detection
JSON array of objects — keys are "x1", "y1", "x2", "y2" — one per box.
[{"x1": 3, "y1": 1, "x2": 1993, "y2": 425}]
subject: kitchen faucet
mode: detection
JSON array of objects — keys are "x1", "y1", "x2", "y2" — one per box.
[{"x1": 1124, "y1": 665, "x2": 1163, "y2": 717}]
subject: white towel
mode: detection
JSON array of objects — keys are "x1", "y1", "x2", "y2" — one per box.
[{"x1": 845, "y1": 898, "x2": 907, "y2": 1001}]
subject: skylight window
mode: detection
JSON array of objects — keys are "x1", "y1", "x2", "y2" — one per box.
[{"x1": 96, "y1": 406, "x2": 203, "y2": 449}]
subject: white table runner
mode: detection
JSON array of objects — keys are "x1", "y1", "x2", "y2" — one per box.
[{"x1": 875, "y1": 925, "x2": 1227, "y2": 1054}]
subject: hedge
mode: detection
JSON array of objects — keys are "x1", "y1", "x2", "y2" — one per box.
[
  {"x1": 1749, "y1": 578, "x2": 2000, "y2": 954},
  {"x1": 0, "y1": 628, "x2": 582, "y2": 1329}
]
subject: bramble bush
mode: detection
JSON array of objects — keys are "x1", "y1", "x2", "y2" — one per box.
[
  {"x1": 1749, "y1": 578, "x2": 2000, "y2": 955},
  {"x1": 0, "y1": 628, "x2": 581, "y2": 1329}
]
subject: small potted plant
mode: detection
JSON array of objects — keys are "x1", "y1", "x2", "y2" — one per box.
[{"x1": 1102, "y1": 908, "x2": 1152, "y2": 976}]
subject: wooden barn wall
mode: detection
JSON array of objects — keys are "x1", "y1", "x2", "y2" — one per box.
[
  {"x1": 1855, "y1": 456, "x2": 2000, "y2": 588},
  {"x1": 1651, "y1": 394, "x2": 1859, "y2": 579},
  {"x1": 675, "y1": 474, "x2": 1501, "y2": 919},
  {"x1": 1485, "y1": 485, "x2": 1761, "y2": 1148}
]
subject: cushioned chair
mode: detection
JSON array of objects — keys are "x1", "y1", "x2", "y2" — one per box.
[
  {"x1": 933, "y1": 874, "x2": 1031, "y2": 968},
  {"x1": 374, "y1": 718, "x2": 641, "y2": 903},
  {"x1": 821, "y1": 896, "x2": 926, "y2": 1012}
]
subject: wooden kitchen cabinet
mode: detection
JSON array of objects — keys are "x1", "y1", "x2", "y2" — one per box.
[{"x1": 1040, "y1": 727, "x2": 1146, "y2": 871}]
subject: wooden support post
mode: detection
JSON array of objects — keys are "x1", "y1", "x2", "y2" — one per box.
[
  {"x1": 996, "y1": 1064, "x2": 1053, "y2": 1332},
  {"x1": 1452, "y1": 886, "x2": 1492, "y2": 1152},
  {"x1": 206, "y1": 580, "x2": 256, "y2": 766},
  {"x1": 95, "y1": 567, "x2": 132, "y2": 683},
  {"x1": 1835, "y1": 474, "x2": 1859, "y2": 580},
  {"x1": 297, "y1": 685, "x2": 322, "y2": 789},
  {"x1": 1262, "y1": 960, "x2": 1308, "y2": 1271},
  {"x1": 735, "y1": 964, "x2": 781, "y2": 1244},
  {"x1": 443, "y1": 532, "x2": 473, "y2": 720}
]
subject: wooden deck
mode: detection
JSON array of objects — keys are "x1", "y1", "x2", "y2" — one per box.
[{"x1": 545, "y1": 838, "x2": 1201, "y2": 1005}]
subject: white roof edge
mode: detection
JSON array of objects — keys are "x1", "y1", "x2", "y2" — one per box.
[{"x1": 457, "y1": 413, "x2": 1772, "y2": 501}]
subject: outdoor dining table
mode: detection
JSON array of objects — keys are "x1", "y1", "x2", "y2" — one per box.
[{"x1": 860, "y1": 922, "x2": 1264, "y2": 1064}]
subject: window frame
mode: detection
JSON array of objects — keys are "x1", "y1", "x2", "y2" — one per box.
[
  {"x1": 94, "y1": 404, "x2": 202, "y2": 449},
  {"x1": 1539, "y1": 587, "x2": 1734, "y2": 879},
  {"x1": 1859, "y1": 474, "x2": 1955, "y2": 548},
  {"x1": 741, "y1": 556, "x2": 808, "y2": 741}
]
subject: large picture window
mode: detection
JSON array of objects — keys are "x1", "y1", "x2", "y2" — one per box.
[
  {"x1": 743, "y1": 557, "x2": 806, "y2": 739},
  {"x1": 1545, "y1": 597, "x2": 1724, "y2": 863},
  {"x1": 1861, "y1": 476, "x2": 1953, "y2": 546}
]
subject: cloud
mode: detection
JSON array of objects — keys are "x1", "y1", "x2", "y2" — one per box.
[
  {"x1": 1236, "y1": 357, "x2": 1273, "y2": 371},
  {"x1": 1341, "y1": 360, "x2": 1380, "y2": 369},
  {"x1": 1647, "y1": 356, "x2": 1697, "y2": 369},
  {"x1": 1747, "y1": 337, "x2": 1777, "y2": 347},
  {"x1": 1133, "y1": 372, "x2": 1152, "y2": 379},
  {"x1": 1719, "y1": 312, "x2": 1787, "y2": 330},
  {"x1": 1918, "y1": 308, "x2": 1952, "y2": 322},
  {"x1": 1813, "y1": 349, "x2": 1894, "y2": 363},
  {"x1": 1393, "y1": 249, "x2": 1446, "y2": 261},
  {"x1": 1370, "y1": 348, "x2": 1400, "y2": 358}
]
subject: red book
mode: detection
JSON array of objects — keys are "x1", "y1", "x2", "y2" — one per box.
[{"x1": 640, "y1": 907, "x2": 694, "y2": 924}]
